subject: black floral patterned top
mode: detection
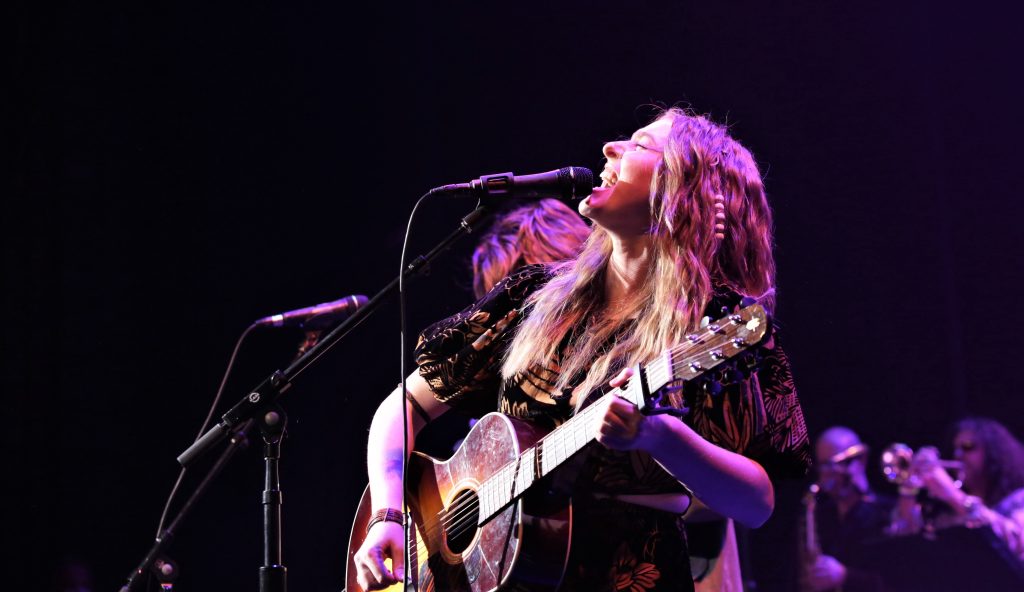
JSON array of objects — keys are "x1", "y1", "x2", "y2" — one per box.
[{"x1": 414, "y1": 264, "x2": 811, "y2": 591}]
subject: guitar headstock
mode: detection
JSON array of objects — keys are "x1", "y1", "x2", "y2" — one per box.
[{"x1": 632, "y1": 303, "x2": 771, "y2": 417}]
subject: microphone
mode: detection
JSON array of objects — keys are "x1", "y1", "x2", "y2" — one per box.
[
  {"x1": 254, "y1": 294, "x2": 368, "y2": 330},
  {"x1": 438, "y1": 166, "x2": 594, "y2": 202}
]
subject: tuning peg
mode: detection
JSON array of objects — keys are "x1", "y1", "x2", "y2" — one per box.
[
  {"x1": 717, "y1": 366, "x2": 739, "y2": 386},
  {"x1": 741, "y1": 351, "x2": 764, "y2": 371},
  {"x1": 701, "y1": 378, "x2": 724, "y2": 396}
]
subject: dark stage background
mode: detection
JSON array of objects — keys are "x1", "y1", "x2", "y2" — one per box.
[{"x1": 9, "y1": 1, "x2": 1024, "y2": 590}]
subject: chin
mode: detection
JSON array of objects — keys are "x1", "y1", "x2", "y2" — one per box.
[{"x1": 577, "y1": 197, "x2": 592, "y2": 218}]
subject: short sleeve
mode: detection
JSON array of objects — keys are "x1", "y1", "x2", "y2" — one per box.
[
  {"x1": 687, "y1": 329, "x2": 812, "y2": 480},
  {"x1": 414, "y1": 264, "x2": 551, "y2": 417}
]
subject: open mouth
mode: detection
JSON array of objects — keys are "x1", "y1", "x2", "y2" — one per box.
[{"x1": 599, "y1": 170, "x2": 618, "y2": 188}]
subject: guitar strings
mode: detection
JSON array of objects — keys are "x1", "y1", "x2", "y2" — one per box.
[
  {"x1": 408, "y1": 311, "x2": 763, "y2": 549},
  {"x1": 412, "y1": 398, "x2": 608, "y2": 546}
]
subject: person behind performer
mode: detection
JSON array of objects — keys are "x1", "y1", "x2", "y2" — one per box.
[
  {"x1": 803, "y1": 426, "x2": 892, "y2": 592},
  {"x1": 471, "y1": 198, "x2": 591, "y2": 299},
  {"x1": 914, "y1": 416, "x2": 1024, "y2": 561},
  {"x1": 352, "y1": 107, "x2": 811, "y2": 591}
]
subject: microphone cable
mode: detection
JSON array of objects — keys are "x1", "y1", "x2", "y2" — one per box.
[
  {"x1": 154, "y1": 322, "x2": 258, "y2": 539},
  {"x1": 397, "y1": 187, "x2": 441, "y2": 591}
]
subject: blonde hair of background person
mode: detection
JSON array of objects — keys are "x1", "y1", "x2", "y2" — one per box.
[{"x1": 471, "y1": 198, "x2": 590, "y2": 299}]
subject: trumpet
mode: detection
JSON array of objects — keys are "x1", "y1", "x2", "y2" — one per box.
[{"x1": 880, "y1": 443, "x2": 963, "y2": 487}]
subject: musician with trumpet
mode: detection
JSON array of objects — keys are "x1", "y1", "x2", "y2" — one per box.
[
  {"x1": 894, "y1": 417, "x2": 1024, "y2": 565},
  {"x1": 801, "y1": 426, "x2": 892, "y2": 592}
]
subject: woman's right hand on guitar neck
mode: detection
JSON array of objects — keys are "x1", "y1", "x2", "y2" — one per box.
[{"x1": 353, "y1": 520, "x2": 405, "y2": 591}]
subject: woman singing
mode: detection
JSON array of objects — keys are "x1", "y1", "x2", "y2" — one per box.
[{"x1": 352, "y1": 107, "x2": 811, "y2": 591}]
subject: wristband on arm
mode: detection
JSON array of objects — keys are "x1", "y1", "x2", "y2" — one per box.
[{"x1": 366, "y1": 508, "x2": 404, "y2": 533}]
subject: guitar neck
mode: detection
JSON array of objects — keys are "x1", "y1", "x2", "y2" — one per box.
[
  {"x1": 474, "y1": 354, "x2": 674, "y2": 521},
  {"x1": 475, "y1": 304, "x2": 767, "y2": 523}
]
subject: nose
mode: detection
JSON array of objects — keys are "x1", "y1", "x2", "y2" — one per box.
[{"x1": 603, "y1": 140, "x2": 627, "y2": 159}]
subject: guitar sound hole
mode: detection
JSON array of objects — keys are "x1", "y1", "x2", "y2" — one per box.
[{"x1": 444, "y1": 489, "x2": 480, "y2": 554}]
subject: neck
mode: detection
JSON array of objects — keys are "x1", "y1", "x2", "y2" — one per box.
[
  {"x1": 605, "y1": 234, "x2": 653, "y2": 307},
  {"x1": 835, "y1": 489, "x2": 862, "y2": 519}
]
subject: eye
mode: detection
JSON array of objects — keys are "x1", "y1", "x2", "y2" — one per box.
[{"x1": 634, "y1": 142, "x2": 649, "y2": 151}]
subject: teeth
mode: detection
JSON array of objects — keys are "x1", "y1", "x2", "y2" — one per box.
[{"x1": 600, "y1": 171, "x2": 618, "y2": 187}]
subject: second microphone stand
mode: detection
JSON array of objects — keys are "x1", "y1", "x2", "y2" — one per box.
[
  {"x1": 258, "y1": 405, "x2": 288, "y2": 592},
  {"x1": 159, "y1": 201, "x2": 495, "y2": 591}
]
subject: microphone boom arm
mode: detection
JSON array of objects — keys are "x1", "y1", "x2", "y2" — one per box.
[{"x1": 176, "y1": 200, "x2": 494, "y2": 466}]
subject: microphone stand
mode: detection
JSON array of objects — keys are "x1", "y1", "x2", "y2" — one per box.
[
  {"x1": 119, "y1": 200, "x2": 494, "y2": 591},
  {"x1": 259, "y1": 405, "x2": 288, "y2": 592},
  {"x1": 251, "y1": 332, "x2": 313, "y2": 592},
  {"x1": 121, "y1": 333, "x2": 312, "y2": 592}
]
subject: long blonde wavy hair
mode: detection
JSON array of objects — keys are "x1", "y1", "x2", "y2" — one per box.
[{"x1": 501, "y1": 108, "x2": 776, "y2": 403}]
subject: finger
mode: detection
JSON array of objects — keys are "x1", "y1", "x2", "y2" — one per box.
[
  {"x1": 597, "y1": 416, "x2": 625, "y2": 438},
  {"x1": 608, "y1": 367, "x2": 634, "y2": 388},
  {"x1": 591, "y1": 398, "x2": 615, "y2": 429},
  {"x1": 598, "y1": 422, "x2": 637, "y2": 450},
  {"x1": 391, "y1": 549, "x2": 406, "y2": 585},
  {"x1": 607, "y1": 400, "x2": 642, "y2": 432},
  {"x1": 597, "y1": 433, "x2": 631, "y2": 450},
  {"x1": 599, "y1": 412, "x2": 635, "y2": 438},
  {"x1": 377, "y1": 551, "x2": 400, "y2": 587},
  {"x1": 364, "y1": 548, "x2": 389, "y2": 587},
  {"x1": 603, "y1": 400, "x2": 631, "y2": 422},
  {"x1": 355, "y1": 555, "x2": 378, "y2": 591},
  {"x1": 609, "y1": 394, "x2": 640, "y2": 415}
]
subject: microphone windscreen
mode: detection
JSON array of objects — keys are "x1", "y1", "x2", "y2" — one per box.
[{"x1": 559, "y1": 167, "x2": 594, "y2": 201}]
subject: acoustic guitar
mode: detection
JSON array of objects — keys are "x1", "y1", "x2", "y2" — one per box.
[{"x1": 346, "y1": 303, "x2": 769, "y2": 592}]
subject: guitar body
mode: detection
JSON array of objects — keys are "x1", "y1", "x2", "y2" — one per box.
[{"x1": 347, "y1": 412, "x2": 573, "y2": 592}]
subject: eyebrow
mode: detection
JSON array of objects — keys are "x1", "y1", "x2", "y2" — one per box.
[{"x1": 631, "y1": 132, "x2": 655, "y2": 144}]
